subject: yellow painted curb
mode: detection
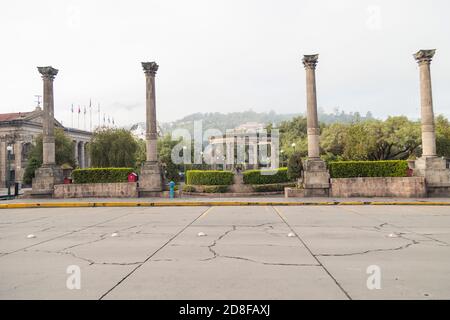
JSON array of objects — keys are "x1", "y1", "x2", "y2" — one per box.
[{"x1": 0, "y1": 201, "x2": 450, "y2": 209}]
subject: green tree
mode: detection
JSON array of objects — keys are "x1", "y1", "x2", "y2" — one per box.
[
  {"x1": 158, "y1": 134, "x2": 183, "y2": 182},
  {"x1": 436, "y1": 115, "x2": 450, "y2": 158},
  {"x1": 22, "y1": 128, "x2": 76, "y2": 185},
  {"x1": 287, "y1": 152, "x2": 303, "y2": 180},
  {"x1": 89, "y1": 128, "x2": 138, "y2": 167}
]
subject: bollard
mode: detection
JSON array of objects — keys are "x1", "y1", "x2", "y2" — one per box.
[{"x1": 169, "y1": 181, "x2": 175, "y2": 199}]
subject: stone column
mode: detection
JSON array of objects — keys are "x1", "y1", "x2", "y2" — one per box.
[
  {"x1": 414, "y1": 49, "x2": 437, "y2": 158},
  {"x1": 31, "y1": 66, "x2": 63, "y2": 197},
  {"x1": 413, "y1": 49, "x2": 450, "y2": 195},
  {"x1": 80, "y1": 141, "x2": 85, "y2": 168},
  {"x1": 139, "y1": 62, "x2": 162, "y2": 194},
  {"x1": 301, "y1": 54, "x2": 330, "y2": 197},
  {"x1": 303, "y1": 54, "x2": 320, "y2": 159},
  {"x1": 39, "y1": 67, "x2": 58, "y2": 166},
  {"x1": 73, "y1": 141, "x2": 78, "y2": 167},
  {"x1": 143, "y1": 62, "x2": 159, "y2": 163},
  {"x1": 14, "y1": 141, "x2": 23, "y2": 183},
  {"x1": 0, "y1": 139, "x2": 6, "y2": 187}
]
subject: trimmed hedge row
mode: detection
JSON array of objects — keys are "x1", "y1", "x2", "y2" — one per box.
[
  {"x1": 251, "y1": 183, "x2": 296, "y2": 192},
  {"x1": 329, "y1": 160, "x2": 408, "y2": 178},
  {"x1": 72, "y1": 168, "x2": 134, "y2": 184},
  {"x1": 243, "y1": 167, "x2": 290, "y2": 185},
  {"x1": 186, "y1": 170, "x2": 234, "y2": 186},
  {"x1": 182, "y1": 185, "x2": 229, "y2": 193}
]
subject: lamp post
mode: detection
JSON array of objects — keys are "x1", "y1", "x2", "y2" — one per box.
[
  {"x1": 182, "y1": 145, "x2": 187, "y2": 179},
  {"x1": 6, "y1": 145, "x2": 12, "y2": 197},
  {"x1": 281, "y1": 150, "x2": 285, "y2": 167}
]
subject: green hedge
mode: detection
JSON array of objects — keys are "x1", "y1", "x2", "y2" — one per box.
[
  {"x1": 243, "y1": 167, "x2": 290, "y2": 185},
  {"x1": 182, "y1": 185, "x2": 229, "y2": 193},
  {"x1": 251, "y1": 183, "x2": 296, "y2": 192},
  {"x1": 329, "y1": 161, "x2": 408, "y2": 178},
  {"x1": 186, "y1": 170, "x2": 234, "y2": 186},
  {"x1": 72, "y1": 168, "x2": 134, "y2": 184}
]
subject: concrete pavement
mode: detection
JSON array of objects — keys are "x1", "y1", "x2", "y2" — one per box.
[{"x1": 1, "y1": 205, "x2": 450, "y2": 299}]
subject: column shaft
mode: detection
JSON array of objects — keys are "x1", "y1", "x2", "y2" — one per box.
[
  {"x1": 303, "y1": 55, "x2": 320, "y2": 159},
  {"x1": 38, "y1": 66, "x2": 58, "y2": 166},
  {"x1": 415, "y1": 51, "x2": 437, "y2": 157}
]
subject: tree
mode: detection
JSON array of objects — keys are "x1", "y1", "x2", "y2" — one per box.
[
  {"x1": 158, "y1": 134, "x2": 183, "y2": 182},
  {"x1": 89, "y1": 128, "x2": 138, "y2": 167},
  {"x1": 287, "y1": 152, "x2": 303, "y2": 181},
  {"x1": 436, "y1": 115, "x2": 450, "y2": 158},
  {"x1": 22, "y1": 128, "x2": 76, "y2": 185}
]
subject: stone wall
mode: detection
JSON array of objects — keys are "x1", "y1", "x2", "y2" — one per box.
[
  {"x1": 331, "y1": 177, "x2": 426, "y2": 198},
  {"x1": 54, "y1": 182, "x2": 138, "y2": 198}
]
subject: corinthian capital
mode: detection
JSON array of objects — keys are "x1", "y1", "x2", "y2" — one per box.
[
  {"x1": 142, "y1": 61, "x2": 159, "y2": 76},
  {"x1": 414, "y1": 49, "x2": 436, "y2": 65},
  {"x1": 302, "y1": 54, "x2": 319, "y2": 70},
  {"x1": 37, "y1": 66, "x2": 58, "y2": 80}
]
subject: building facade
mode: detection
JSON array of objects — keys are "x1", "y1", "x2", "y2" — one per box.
[
  {"x1": 207, "y1": 122, "x2": 277, "y2": 170},
  {"x1": 0, "y1": 107, "x2": 92, "y2": 186}
]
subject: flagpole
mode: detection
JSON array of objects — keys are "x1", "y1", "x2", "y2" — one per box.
[
  {"x1": 71, "y1": 104, "x2": 74, "y2": 128},
  {"x1": 98, "y1": 103, "x2": 101, "y2": 129},
  {"x1": 89, "y1": 99, "x2": 92, "y2": 132},
  {"x1": 78, "y1": 105, "x2": 80, "y2": 129}
]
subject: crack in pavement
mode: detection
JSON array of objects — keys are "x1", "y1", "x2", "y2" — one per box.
[
  {"x1": 98, "y1": 207, "x2": 214, "y2": 300},
  {"x1": 25, "y1": 248, "x2": 144, "y2": 266},
  {"x1": 200, "y1": 224, "x2": 316, "y2": 267},
  {"x1": 271, "y1": 206, "x2": 352, "y2": 300},
  {"x1": 0, "y1": 212, "x2": 132, "y2": 258},
  {"x1": 316, "y1": 241, "x2": 418, "y2": 257}
]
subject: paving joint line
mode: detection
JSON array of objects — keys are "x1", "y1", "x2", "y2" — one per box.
[
  {"x1": 271, "y1": 206, "x2": 352, "y2": 300},
  {"x1": 98, "y1": 206, "x2": 215, "y2": 300}
]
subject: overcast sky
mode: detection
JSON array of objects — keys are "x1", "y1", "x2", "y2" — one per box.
[{"x1": 1, "y1": 0, "x2": 449, "y2": 129}]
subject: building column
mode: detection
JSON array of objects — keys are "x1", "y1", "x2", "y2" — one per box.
[
  {"x1": 226, "y1": 140, "x2": 234, "y2": 171},
  {"x1": 301, "y1": 54, "x2": 330, "y2": 197},
  {"x1": 139, "y1": 62, "x2": 162, "y2": 193},
  {"x1": 73, "y1": 141, "x2": 78, "y2": 167},
  {"x1": 32, "y1": 66, "x2": 63, "y2": 196},
  {"x1": 14, "y1": 141, "x2": 23, "y2": 183},
  {"x1": 0, "y1": 139, "x2": 6, "y2": 187},
  {"x1": 80, "y1": 141, "x2": 85, "y2": 168},
  {"x1": 414, "y1": 49, "x2": 437, "y2": 158},
  {"x1": 302, "y1": 54, "x2": 320, "y2": 159}
]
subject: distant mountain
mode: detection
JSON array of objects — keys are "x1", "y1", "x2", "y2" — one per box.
[{"x1": 127, "y1": 108, "x2": 374, "y2": 139}]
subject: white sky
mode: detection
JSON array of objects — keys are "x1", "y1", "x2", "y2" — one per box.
[{"x1": 1, "y1": 0, "x2": 449, "y2": 128}]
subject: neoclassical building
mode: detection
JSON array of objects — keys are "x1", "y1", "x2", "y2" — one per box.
[
  {"x1": 0, "y1": 106, "x2": 92, "y2": 186},
  {"x1": 207, "y1": 122, "x2": 278, "y2": 170}
]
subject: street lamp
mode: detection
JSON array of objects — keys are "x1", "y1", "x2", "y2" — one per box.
[{"x1": 6, "y1": 145, "x2": 12, "y2": 197}]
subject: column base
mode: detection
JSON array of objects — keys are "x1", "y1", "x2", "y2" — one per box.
[
  {"x1": 302, "y1": 158, "x2": 330, "y2": 197},
  {"x1": 31, "y1": 165, "x2": 64, "y2": 197},
  {"x1": 139, "y1": 161, "x2": 163, "y2": 194},
  {"x1": 414, "y1": 157, "x2": 450, "y2": 196}
]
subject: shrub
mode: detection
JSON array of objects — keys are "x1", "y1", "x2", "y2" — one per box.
[
  {"x1": 181, "y1": 184, "x2": 229, "y2": 193},
  {"x1": 72, "y1": 168, "x2": 134, "y2": 184},
  {"x1": 203, "y1": 185, "x2": 229, "y2": 193},
  {"x1": 287, "y1": 152, "x2": 303, "y2": 180},
  {"x1": 243, "y1": 167, "x2": 290, "y2": 185},
  {"x1": 252, "y1": 183, "x2": 296, "y2": 192},
  {"x1": 329, "y1": 160, "x2": 408, "y2": 178},
  {"x1": 182, "y1": 185, "x2": 196, "y2": 192},
  {"x1": 186, "y1": 170, "x2": 234, "y2": 185},
  {"x1": 23, "y1": 157, "x2": 42, "y2": 186}
]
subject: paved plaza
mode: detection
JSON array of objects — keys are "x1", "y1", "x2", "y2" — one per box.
[{"x1": 1, "y1": 204, "x2": 450, "y2": 299}]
